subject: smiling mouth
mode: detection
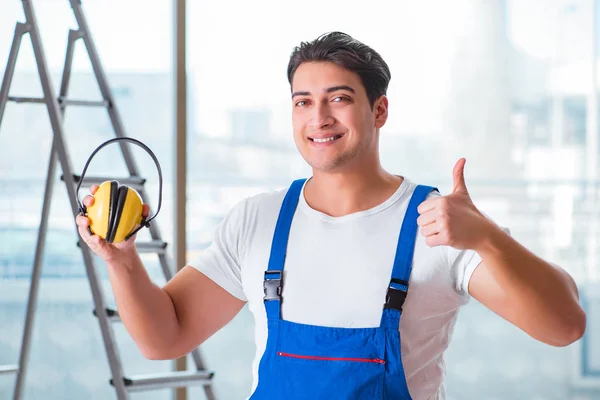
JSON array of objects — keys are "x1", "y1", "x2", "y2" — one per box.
[{"x1": 309, "y1": 134, "x2": 345, "y2": 143}]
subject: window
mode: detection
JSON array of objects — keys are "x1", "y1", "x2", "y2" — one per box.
[
  {"x1": 186, "y1": 1, "x2": 599, "y2": 399},
  {"x1": 0, "y1": 1, "x2": 176, "y2": 399}
]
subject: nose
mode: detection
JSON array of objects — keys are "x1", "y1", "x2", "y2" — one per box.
[{"x1": 309, "y1": 102, "x2": 335, "y2": 130}]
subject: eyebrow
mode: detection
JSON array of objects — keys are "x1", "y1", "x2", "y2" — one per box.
[{"x1": 291, "y1": 85, "x2": 356, "y2": 98}]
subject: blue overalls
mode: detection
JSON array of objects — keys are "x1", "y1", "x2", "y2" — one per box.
[{"x1": 250, "y1": 179, "x2": 436, "y2": 400}]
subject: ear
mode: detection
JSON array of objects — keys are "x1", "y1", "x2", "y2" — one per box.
[{"x1": 374, "y1": 95, "x2": 388, "y2": 129}]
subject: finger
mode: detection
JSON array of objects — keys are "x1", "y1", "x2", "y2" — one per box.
[
  {"x1": 76, "y1": 214, "x2": 90, "y2": 228},
  {"x1": 77, "y1": 224, "x2": 97, "y2": 246},
  {"x1": 83, "y1": 195, "x2": 95, "y2": 208},
  {"x1": 417, "y1": 211, "x2": 437, "y2": 227},
  {"x1": 420, "y1": 222, "x2": 440, "y2": 237},
  {"x1": 83, "y1": 231, "x2": 103, "y2": 253},
  {"x1": 76, "y1": 215, "x2": 100, "y2": 246},
  {"x1": 124, "y1": 231, "x2": 138, "y2": 244},
  {"x1": 417, "y1": 198, "x2": 438, "y2": 215},
  {"x1": 90, "y1": 184, "x2": 99, "y2": 195},
  {"x1": 77, "y1": 224, "x2": 90, "y2": 240},
  {"x1": 78, "y1": 225, "x2": 102, "y2": 245},
  {"x1": 425, "y1": 234, "x2": 445, "y2": 247},
  {"x1": 142, "y1": 204, "x2": 150, "y2": 218},
  {"x1": 452, "y1": 158, "x2": 468, "y2": 194}
]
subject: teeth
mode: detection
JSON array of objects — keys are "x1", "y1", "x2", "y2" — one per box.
[{"x1": 313, "y1": 135, "x2": 339, "y2": 143}]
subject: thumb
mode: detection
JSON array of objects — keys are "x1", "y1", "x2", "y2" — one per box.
[{"x1": 452, "y1": 158, "x2": 468, "y2": 194}]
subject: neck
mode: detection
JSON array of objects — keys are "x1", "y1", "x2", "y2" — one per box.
[{"x1": 305, "y1": 159, "x2": 403, "y2": 217}]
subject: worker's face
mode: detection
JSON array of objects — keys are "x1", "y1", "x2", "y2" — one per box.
[{"x1": 291, "y1": 61, "x2": 388, "y2": 172}]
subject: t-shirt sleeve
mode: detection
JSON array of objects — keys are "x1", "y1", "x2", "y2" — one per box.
[
  {"x1": 447, "y1": 214, "x2": 511, "y2": 298},
  {"x1": 186, "y1": 198, "x2": 250, "y2": 302},
  {"x1": 447, "y1": 247, "x2": 482, "y2": 298}
]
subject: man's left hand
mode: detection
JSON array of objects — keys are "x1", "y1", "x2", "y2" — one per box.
[{"x1": 416, "y1": 158, "x2": 493, "y2": 250}]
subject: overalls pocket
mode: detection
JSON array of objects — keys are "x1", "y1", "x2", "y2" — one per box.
[
  {"x1": 277, "y1": 352, "x2": 385, "y2": 364},
  {"x1": 275, "y1": 348, "x2": 385, "y2": 400}
]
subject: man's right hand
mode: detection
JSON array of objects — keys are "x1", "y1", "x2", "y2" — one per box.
[{"x1": 75, "y1": 184, "x2": 150, "y2": 262}]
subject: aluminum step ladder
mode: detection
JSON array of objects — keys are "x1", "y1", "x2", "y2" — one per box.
[{"x1": 0, "y1": 1, "x2": 217, "y2": 399}]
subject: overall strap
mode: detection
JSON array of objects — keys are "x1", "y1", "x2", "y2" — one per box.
[
  {"x1": 381, "y1": 185, "x2": 437, "y2": 329},
  {"x1": 263, "y1": 178, "x2": 306, "y2": 321}
]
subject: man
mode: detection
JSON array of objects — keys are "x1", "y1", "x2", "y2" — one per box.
[{"x1": 76, "y1": 32, "x2": 586, "y2": 399}]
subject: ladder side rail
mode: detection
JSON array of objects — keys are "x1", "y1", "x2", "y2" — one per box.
[
  {"x1": 0, "y1": 22, "x2": 29, "y2": 126},
  {"x1": 18, "y1": 1, "x2": 130, "y2": 398}
]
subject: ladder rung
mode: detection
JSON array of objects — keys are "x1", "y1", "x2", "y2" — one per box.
[
  {"x1": 0, "y1": 365, "x2": 18, "y2": 374},
  {"x1": 64, "y1": 174, "x2": 146, "y2": 190},
  {"x1": 93, "y1": 308, "x2": 121, "y2": 323},
  {"x1": 7, "y1": 96, "x2": 107, "y2": 107},
  {"x1": 59, "y1": 98, "x2": 108, "y2": 107},
  {"x1": 136, "y1": 240, "x2": 168, "y2": 254},
  {"x1": 76, "y1": 240, "x2": 167, "y2": 254},
  {"x1": 112, "y1": 370, "x2": 215, "y2": 392},
  {"x1": 8, "y1": 96, "x2": 45, "y2": 104}
]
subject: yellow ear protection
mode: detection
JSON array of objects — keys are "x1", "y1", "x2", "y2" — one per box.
[{"x1": 76, "y1": 137, "x2": 163, "y2": 244}]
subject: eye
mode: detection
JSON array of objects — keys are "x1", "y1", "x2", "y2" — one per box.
[
  {"x1": 295, "y1": 100, "x2": 309, "y2": 107},
  {"x1": 332, "y1": 96, "x2": 350, "y2": 103}
]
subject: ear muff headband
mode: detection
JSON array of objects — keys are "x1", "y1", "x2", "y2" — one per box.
[{"x1": 76, "y1": 137, "x2": 163, "y2": 241}]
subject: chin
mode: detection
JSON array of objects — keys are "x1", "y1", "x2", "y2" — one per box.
[
  {"x1": 301, "y1": 147, "x2": 357, "y2": 172},
  {"x1": 307, "y1": 157, "x2": 347, "y2": 172}
]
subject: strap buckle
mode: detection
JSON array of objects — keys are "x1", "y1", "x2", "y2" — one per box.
[
  {"x1": 263, "y1": 270, "x2": 283, "y2": 302},
  {"x1": 384, "y1": 278, "x2": 409, "y2": 312}
]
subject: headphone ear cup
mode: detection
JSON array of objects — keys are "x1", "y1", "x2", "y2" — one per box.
[
  {"x1": 85, "y1": 181, "x2": 113, "y2": 240},
  {"x1": 113, "y1": 187, "x2": 144, "y2": 243},
  {"x1": 106, "y1": 182, "x2": 126, "y2": 244}
]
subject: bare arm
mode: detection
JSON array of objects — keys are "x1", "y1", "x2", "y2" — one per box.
[
  {"x1": 105, "y1": 250, "x2": 245, "y2": 360},
  {"x1": 468, "y1": 224, "x2": 585, "y2": 347}
]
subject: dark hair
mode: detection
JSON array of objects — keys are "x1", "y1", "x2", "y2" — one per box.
[{"x1": 287, "y1": 32, "x2": 391, "y2": 109}]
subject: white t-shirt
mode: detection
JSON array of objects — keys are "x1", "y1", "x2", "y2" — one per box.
[{"x1": 189, "y1": 177, "x2": 486, "y2": 400}]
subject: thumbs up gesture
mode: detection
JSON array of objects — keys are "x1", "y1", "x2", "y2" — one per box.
[{"x1": 417, "y1": 158, "x2": 491, "y2": 250}]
